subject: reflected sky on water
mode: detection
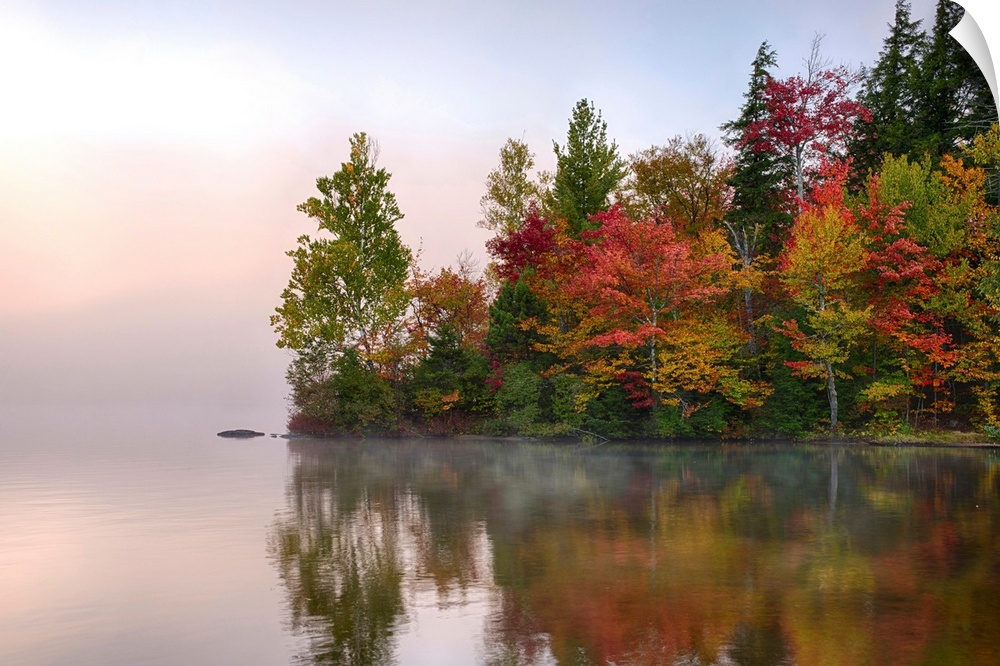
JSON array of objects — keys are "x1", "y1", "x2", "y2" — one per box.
[{"x1": 2, "y1": 416, "x2": 998, "y2": 665}]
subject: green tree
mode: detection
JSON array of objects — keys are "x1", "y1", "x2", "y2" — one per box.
[
  {"x1": 286, "y1": 347, "x2": 397, "y2": 435},
  {"x1": 721, "y1": 42, "x2": 791, "y2": 349},
  {"x1": 478, "y1": 138, "x2": 542, "y2": 234},
  {"x1": 272, "y1": 132, "x2": 413, "y2": 369},
  {"x1": 853, "y1": 0, "x2": 926, "y2": 177},
  {"x1": 552, "y1": 99, "x2": 627, "y2": 235},
  {"x1": 875, "y1": 153, "x2": 971, "y2": 257},
  {"x1": 410, "y1": 324, "x2": 490, "y2": 430},
  {"x1": 485, "y1": 276, "x2": 549, "y2": 366},
  {"x1": 721, "y1": 42, "x2": 791, "y2": 257},
  {"x1": 913, "y1": 0, "x2": 996, "y2": 157}
]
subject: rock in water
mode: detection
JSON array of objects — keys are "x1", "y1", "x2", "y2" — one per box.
[{"x1": 217, "y1": 429, "x2": 266, "y2": 438}]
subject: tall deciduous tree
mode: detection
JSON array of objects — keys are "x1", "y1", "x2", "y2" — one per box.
[
  {"x1": 272, "y1": 132, "x2": 413, "y2": 370},
  {"x1": 777, "y1": 163, "x2": 871, "y2": 430},
  {"x1": 628, "y1": 133, "x2": 732, "y2": 235},
  {"x1": 743, "y1": 36, "x2": 871, "y2": 204},
  {"x1": 556, "y1": 208, "x2": 767, "y2": 417},
  {"x1": 552, "y1": 99, "x2": 627, "y2": 235},
  {"x1": 408, "y1": 263, "x2": 490, "y2": 353},
  {"x1": 478, "y1": 138, "x2": 542, "y2": 234}
]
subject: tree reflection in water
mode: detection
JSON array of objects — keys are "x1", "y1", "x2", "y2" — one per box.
[{"x1": 268, "y1": 441, "x2": 1000, "y2": 666}]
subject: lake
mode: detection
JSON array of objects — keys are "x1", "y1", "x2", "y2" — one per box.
[{"x1": 2, "y1": 411, "x2": 999, "y2": 665}]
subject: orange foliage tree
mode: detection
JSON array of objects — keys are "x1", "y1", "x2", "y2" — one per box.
[{"x1": 547, "y1": 207, "x2": 769, "y2": 419}]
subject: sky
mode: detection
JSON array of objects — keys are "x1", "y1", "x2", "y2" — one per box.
[{"x1": 1, "y1": 0, "x2": 997, "y2": 430}]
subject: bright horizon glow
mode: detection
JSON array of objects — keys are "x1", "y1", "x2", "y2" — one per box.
[
  {"x1": 0, "y1": 0, "x2": 995, "y2": 413},
  {"x1": 0, "y1": 14, "x2": 312, "y2": 149}
]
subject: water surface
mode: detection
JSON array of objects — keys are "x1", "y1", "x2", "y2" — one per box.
[{"x1": 2, "y1": 419, "x2": 998, "y2": 665}]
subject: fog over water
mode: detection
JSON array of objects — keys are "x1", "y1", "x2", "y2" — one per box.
[{"x1": 4, "y1": 1, "x2": 975, "y2": 436}]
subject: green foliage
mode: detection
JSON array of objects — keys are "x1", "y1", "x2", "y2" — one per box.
[
  {"x1": 576, "y1": 383, "x2": 647, "y2": 439},
  {"x1": 874, "y1": 154, "x2": 970, "y2": 257},
  {"x1": 552, "y1": 99, "x2": 627, "y2": 235},
  {"x1": 852, "y1": 0, "x2": 925, "y2": 177},
  {"x1": 755, "y1": 357, "x2": 828, "y2": 437},
  {"x1": 654, "y1": 399, "x2": 733, "y2": 438},
  {"x1": 479, "y1": 138, "x2": 542, "y2": 233},
  {"x1": 272, "y1": 132, "x2": 412, "y2": 362},
  {"x1": 287, "y1": 348, "x2": 396, "y2": 435},
  {"x1": 410, "y1": 324, "x2": 490, "y2": 424},
  {"x1": 721, "y1": 41, "x2": 792, "y2": 259},
  {"x1": 912, "y1": 0, "x2": 996, "y2": 156},
  {"x1": 485, "y1": 277, "x2": 550, "y2": 366},
  {"x1": 492, "y1": 362, "x2": 550, "y2": 435}
]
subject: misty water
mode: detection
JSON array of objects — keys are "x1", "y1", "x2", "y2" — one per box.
[{"x1": 2, "y1": 412, "x2": 999, "y2": 665}]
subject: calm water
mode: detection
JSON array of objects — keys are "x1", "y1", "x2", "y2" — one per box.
[{"x1": 2, "y1": 415, "x2": 999, "y2": 665}]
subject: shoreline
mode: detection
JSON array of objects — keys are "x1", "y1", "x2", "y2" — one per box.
[{"x1": 273, "y1": 430, "x2": 1000, "y2": 448}]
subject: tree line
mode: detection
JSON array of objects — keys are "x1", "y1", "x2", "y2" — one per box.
[{"x1": 272, "y1": 0, "x2": 1000, "y2": 440}]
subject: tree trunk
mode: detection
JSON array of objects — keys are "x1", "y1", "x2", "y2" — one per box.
[
  {"x1": 743, "y1": 286, "x2": 757, "y2": 355},
  {"x1": 825, "y1": 359, "x2": 839, "y2": 430}
]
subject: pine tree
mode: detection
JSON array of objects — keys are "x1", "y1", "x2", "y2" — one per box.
[
  {"x1": 720, "y1": 42, "x2": 792, "y2": 349},
  {"x1": 853, "y1": 0, "x2": 925, "y2": 176},
  {"x1": 552, "y1": 99, "x2": 627, "y2": 236},
  {"x1": 913, "y1": 0, "x2": 996, "y2": 157},
  {"x1": 721, "y1": 42, "x2": 791, "y2": 260}
]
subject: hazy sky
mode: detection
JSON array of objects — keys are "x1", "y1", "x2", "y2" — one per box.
[{"x1": 1, "y1": 1, "x2": 997, "y2": 429}]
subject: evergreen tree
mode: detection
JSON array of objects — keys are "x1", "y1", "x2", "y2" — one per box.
[
  {"x1": 853, "y1": 0, "x2": 925, "y2": 176},
  {"x1": 410, "y1": 323, "x2": 490, "y2": 426},
  {"x1": 913, "y1": 0, "x2": 996, "y2": 157},
  {"x1": 720, "y1": 42, "x2": 791, "y2": 349},
  {"x1": 485, "y1": 277, "x2": 549, "y2": 366},
  {"x1": 552, "y1": 99, "x2": 626, "y2": 235},
  {"x1": 721, "y1": 42, "x2": 791, "y2": 260}
]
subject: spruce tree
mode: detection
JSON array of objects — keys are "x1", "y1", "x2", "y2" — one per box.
[
  {"x1": 720, "y1": 42, "x2": 792, "y2": 352},
  {"x1": 913, "y1": 0, "x2": 996, "y2": 157},
  {"x1": 853, "y1": 0, "x2": 925, "y2": 176}
]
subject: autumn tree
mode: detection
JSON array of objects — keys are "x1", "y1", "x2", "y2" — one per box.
[
  {"x1": 742, "y1": 36, "x2": 870, "y2": 204},
  {"x1": 552, "y1": 99, "x2": 627, "y2": 235},
  {"x1": 554, "y1": 208, "x2": 768, "y2": 426},
  {"x1": 485, "y1": 206, "x2": 559, "y2": 284},
  {"x1": 408, "y1": 261, "x2": 490, "y2": 354},
  {"x1": 857, "y1": 175, "x2": 953, "y2": 428},
  {"x1": 777, "y1": 163, "x2": 871, "y2": 430},
  {"x1": 628, "y1": 133, "x2": 732, "y2": 235}
]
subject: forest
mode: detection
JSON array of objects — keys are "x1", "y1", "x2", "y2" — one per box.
[{"x1": 271, "y1": 0, "x2": 1000, "y2": 441}]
